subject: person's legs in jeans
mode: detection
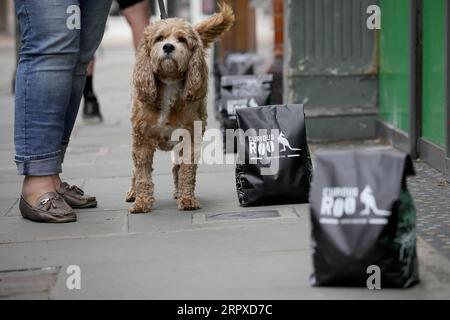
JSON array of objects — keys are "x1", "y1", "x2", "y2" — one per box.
[
  {"x1": 57, "y1": 0, "x2": 112, "y2": 188},
  {"x1": 15, "y1": 0, "x2": 111, "y2": 207},
  {"x1": 15, "y1": 0, "x2": 81, "y2": 205}
]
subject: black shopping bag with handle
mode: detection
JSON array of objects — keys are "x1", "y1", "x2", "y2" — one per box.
[
  {"x1": 310, "y1": 150, "x2": 419, "y2": 288},
  {"x1": 235, "y1": 104, "x2": 312, "y2": 207}
]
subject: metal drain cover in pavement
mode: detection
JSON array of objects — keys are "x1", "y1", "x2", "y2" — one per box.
[
  {"x1": 206, "y1": 210, "x2": 280, "y2": 222},
  {"x1": 0, "y1": 266, "x2": 61, "y2": 299},
  {"x1": 193, "y1": 207, "x2": 299, "y2": 225}
]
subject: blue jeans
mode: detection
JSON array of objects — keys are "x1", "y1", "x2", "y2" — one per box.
[{"x1": 14, "y1": 0, "x2": 112, "y2": 176}]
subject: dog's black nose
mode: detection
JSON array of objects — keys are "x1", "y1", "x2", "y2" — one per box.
[{"x1": 163, "y1": 43, "x2": 175, "y2": 53}]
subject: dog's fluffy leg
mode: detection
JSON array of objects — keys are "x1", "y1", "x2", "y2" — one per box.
[
  {"x1": 178, "y1": 162, "x2": 201, "y2": 211},
  {"x1": 129, "y1": 144, "x2": 156, "y2": 214},
  {"x1": 126, "y1": 167, "x2": 137, "y2": 203},
  {"x1": 172, "y1": 164, "x2": 181, "y2": 200},
  {"x1": 177, "y1": 136, "x2": 202, "y2": 211}
]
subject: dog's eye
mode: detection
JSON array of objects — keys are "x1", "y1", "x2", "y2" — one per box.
[
  {"x1": 155, "y1": 36, "x2": 164, "y2": 43},
  {"x1": 178, "y1": 37, "x2": 187, "y2": 44}
]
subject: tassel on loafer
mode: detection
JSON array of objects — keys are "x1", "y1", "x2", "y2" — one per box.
[{"x1": 57, "y1": 182, "x2": 97, "y2": 209}]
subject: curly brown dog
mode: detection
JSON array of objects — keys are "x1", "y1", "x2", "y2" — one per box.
[{"x1": 126, "y1": 4, "x2": 234, "y2": 213}]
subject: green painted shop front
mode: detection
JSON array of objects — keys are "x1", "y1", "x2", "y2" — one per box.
[
  {"x1": 379, "y1": 0, "x2": 411, "y2": 134},
  {"x1": 378, "y1": 0, "x2": 449, "y2": 179}
]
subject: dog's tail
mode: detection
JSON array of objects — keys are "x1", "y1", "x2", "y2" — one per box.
[{"x1": 195, "y1": 2, "x2": 235, "y2": 49}]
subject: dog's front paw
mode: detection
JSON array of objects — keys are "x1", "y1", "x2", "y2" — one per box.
[
  {"x1": 126, "y1": 190, "x2": 136, "y2": 203},
  {"x1": 178, "y1": 197, "x2": 202, "y2": 211},
  {"x1": 129, "y1": 198, "x2": 154, "y2": 214}
]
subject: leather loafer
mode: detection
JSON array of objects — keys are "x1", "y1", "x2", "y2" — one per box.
[
  {"x1": 19, "y1": 192, "x2": 77, "y2": 223},
  {"x1": 57, "y1": 182, "x2": 97, "y2": 209}
]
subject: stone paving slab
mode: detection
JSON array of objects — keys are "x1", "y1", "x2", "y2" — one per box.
[
  {"x1": 0, "y1": 266, "x2": 61, "y2": 300},
  {"x1": 0, "y1": 169, "x2": 20, "y2": 184},
  {"x1": 0, "y1": 198, "x2": 18, "y2": 217},
  {"x1": 0, "y1": 211, "x2": 127, "y2": 244},
  {"x1": 0, "y1": 221, "x2": 448, "y2": 300},
  {"x1": 59, "y1": 164, "x2": 132, "y2": 182},
  {"x1": 408, "y1": 161, "x2": 450, "y2": 260},
  {"x1": 0, "y1": 181, "x2": 21, "y2": 199}
]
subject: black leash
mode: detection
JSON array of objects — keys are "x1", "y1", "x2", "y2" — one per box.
[{"x1": 158, "y1": 0, "x2": 168, "y2": 19}]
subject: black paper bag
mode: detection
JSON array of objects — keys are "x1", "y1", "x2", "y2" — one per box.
[
  {"x1": 310, "y1": 150, "x2": 419, "y2": 288},
  {"x1": 220, "y1": 75, "x2": 273, "y2": 122},
  {"x1": 220, "y1": 75, "x2": 273, "y2": 153},
  {"x1": 235, "y1": 104, "x2": 312, "y2": 207},
  {"x1": 213, "y1": 53, "x2": 264, "y2": 120}
]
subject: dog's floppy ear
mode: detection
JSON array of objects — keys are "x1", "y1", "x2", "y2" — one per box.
[
  {"x1": 133, "y1": 37, "x2": 157, "y2": 104},
  {"x1": 194, "y1": 2, "x2": 235, "y2": 49},
  {"x1": 183, "y1": 44, "x2": 208, "y2": 102}
]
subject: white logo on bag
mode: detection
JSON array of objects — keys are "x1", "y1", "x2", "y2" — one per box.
[
  {"x1": 248, "y1": 131, "x2": 301, "y2": 160},
  {"x1": 320, "y1": 185, "x2": 391, "y2": 225},
  {"x1": 277, "y1": 133, "x2": 301, "y2": 152},
  {"x1": 360, "y1": 186, "x2": 390, "y2": 216}
]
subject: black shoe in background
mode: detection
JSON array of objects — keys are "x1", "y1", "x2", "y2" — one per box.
[{"x1": 82, "y1": 92, "x2": 103, "y2": 125}]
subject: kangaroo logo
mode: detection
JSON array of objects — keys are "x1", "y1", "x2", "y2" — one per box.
[
  {"x1": 277, "y1": 133, "x2": 301, "y2": 152},
  {"x1": 360, "y1": 185, "x2": 390, "y2": 216},
  {"x1": 249, "y1": 98, "x2": 259, "y2": 108}
]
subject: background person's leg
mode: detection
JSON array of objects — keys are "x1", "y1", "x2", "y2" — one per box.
[
  {"x1": 121, "y1": 0, "x2": 150, "y2": 50},
  {"x1": 14, "y1": 0, "x2": 80, "y2": 204},
  {"x1": 60, "y1": 0, "x2": 112, "y2": 166},
  {"x1": 82, "y1": 58, "x2": 103, "y2": 124}
]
